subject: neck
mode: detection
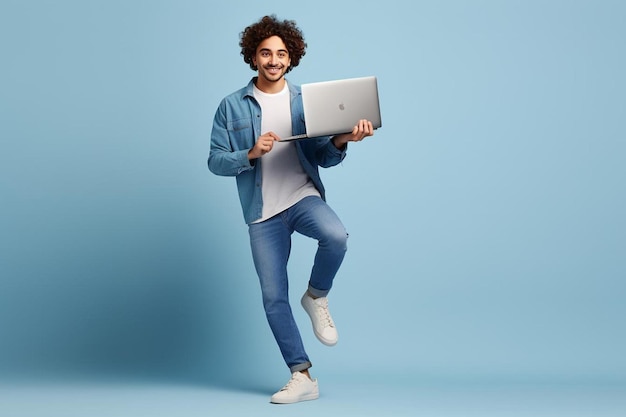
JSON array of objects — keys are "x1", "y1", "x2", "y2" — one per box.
[{"x1": 255, "y1": 76, "x2": 286, "y2": 94}]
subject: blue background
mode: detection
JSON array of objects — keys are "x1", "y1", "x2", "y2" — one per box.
[{"x1": 1, "y1": 0, "x2": 625, "y2": 391}]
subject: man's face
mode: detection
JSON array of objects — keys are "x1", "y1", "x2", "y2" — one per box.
[{"x1": 253, "y1": 35, "x2": 291, "y2": 85}]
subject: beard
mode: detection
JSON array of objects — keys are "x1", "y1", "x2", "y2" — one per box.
[{"x1": 259, "y1": 65, "x2": 287, "y2": 82}]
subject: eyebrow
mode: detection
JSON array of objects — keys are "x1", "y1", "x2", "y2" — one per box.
[{"x1": 259, "y1": 48, "x2": 289, "y2": 54}]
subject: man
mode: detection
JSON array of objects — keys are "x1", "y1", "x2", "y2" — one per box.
[{"x1": 208, "y1": 15, "x2": 374, "y2": 404}]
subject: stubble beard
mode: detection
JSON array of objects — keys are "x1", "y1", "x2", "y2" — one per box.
[{"x1": 260, "y1": 65, "x2": 286, "y2": 83}]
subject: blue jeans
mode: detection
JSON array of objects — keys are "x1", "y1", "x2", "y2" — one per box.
[{"x1": 248, "y1": 196, "x2": 348, "y2": 372}]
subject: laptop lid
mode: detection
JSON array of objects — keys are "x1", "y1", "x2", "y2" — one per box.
[{"x1": 281, "y1": 76, "x2": 382, "y2": 141}]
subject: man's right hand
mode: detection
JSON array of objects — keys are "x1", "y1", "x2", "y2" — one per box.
[{"x1": 248, "y1": 132, "x2": 280, "y2": 160}]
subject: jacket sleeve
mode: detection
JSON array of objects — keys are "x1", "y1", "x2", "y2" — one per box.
[
  {"x1": 313, "y1": 137, "x2": 347, "y2": 168},
  {"x1": 208, "y1": 101, "x2": 254, "y2": 177}
]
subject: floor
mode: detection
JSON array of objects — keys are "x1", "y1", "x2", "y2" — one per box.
[{"x1": 2, "y1": 375, "x2": 625, "y2": 417}]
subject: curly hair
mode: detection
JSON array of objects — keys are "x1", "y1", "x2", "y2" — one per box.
[{"x1": 239, "y1": 15, "x2": 307, "y2": 73}]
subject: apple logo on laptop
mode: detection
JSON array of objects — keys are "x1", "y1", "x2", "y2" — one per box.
[{"x1": 338, "y1": 103, "x2": 345, "y2": 110}]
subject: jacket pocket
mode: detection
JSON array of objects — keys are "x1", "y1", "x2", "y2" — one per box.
[
  {"x1": 229, "y1": 117, "x2": 252, "y2": 131},
  {"x1": 227, "y1": 117, "x2": 253, "y2": 147}
]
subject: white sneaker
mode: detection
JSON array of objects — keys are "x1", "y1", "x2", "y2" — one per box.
[
  {"x1": 270, "y1": 372, "x2": 319, "y2": 404},
  {"x1": 301, "y1": 292, "x2": 338, "y2": 346}
]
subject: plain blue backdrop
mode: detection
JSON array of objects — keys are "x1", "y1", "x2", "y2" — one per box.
[{"x1": 1, "y1": 0, "x2": 624, "y2": 389}]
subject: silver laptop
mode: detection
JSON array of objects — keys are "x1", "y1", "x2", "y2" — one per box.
[{"x1": 280, "y1": 76, "x2": 382, "y2": 141}]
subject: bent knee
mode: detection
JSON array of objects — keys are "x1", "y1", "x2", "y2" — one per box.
[{"x1": 320, "y1": 228, "x2": 348, "y2": 252}]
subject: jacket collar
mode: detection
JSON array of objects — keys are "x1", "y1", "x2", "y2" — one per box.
[{"x1": 243, "y1": 77, "x2": 300, "y2": 99}]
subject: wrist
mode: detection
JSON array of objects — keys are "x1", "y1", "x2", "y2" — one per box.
[{"x1": 332, "y1": 136, "x2": 348, "y2": 149}]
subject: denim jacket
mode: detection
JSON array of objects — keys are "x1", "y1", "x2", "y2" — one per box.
[{"x1": 208, "y1": 78, "x2": 347, "y2": 224}]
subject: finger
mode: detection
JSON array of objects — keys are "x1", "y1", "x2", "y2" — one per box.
[
  {"x1": 357, "y1": 120, "x2": 371, "y2": 137},
  {"x1": 268, "y1": 131, "x2": 280, "y2": 141},
  {"x1": 259, "y1": 139, "x2": 272, "y2": 153},
  {"x1": 360, "y1": 119, "x2": 369, "y2": 134},
  {"x1": 357, "y1": 120, "x2": 366, "y2": 133},
  {"x1": 358, "y1": 120, "x2": 367, "y2": 139}
]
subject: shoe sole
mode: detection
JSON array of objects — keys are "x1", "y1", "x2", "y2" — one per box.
[
  {"x1": 270, "y1": 392, "x2": 319, "y2": 404},
  {"x1": 313, "y1": 329, "x2": 338, "y2": 346}
]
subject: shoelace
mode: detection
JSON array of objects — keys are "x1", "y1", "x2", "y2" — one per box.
[
  {"x1": 281, "y1": 373, "x2": 304, "y2": 392},
  {"x1": 315, "y1": 298, "x2": 335, "y2": 328}
]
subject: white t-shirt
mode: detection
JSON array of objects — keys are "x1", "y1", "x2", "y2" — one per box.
[{"x1": 252, "y1": 82, "x2": 320, "y2": 223}]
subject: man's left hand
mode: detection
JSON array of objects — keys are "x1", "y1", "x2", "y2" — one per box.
[{"x1": 332, "y1": 119, "x2": 374, "y2": 149}]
